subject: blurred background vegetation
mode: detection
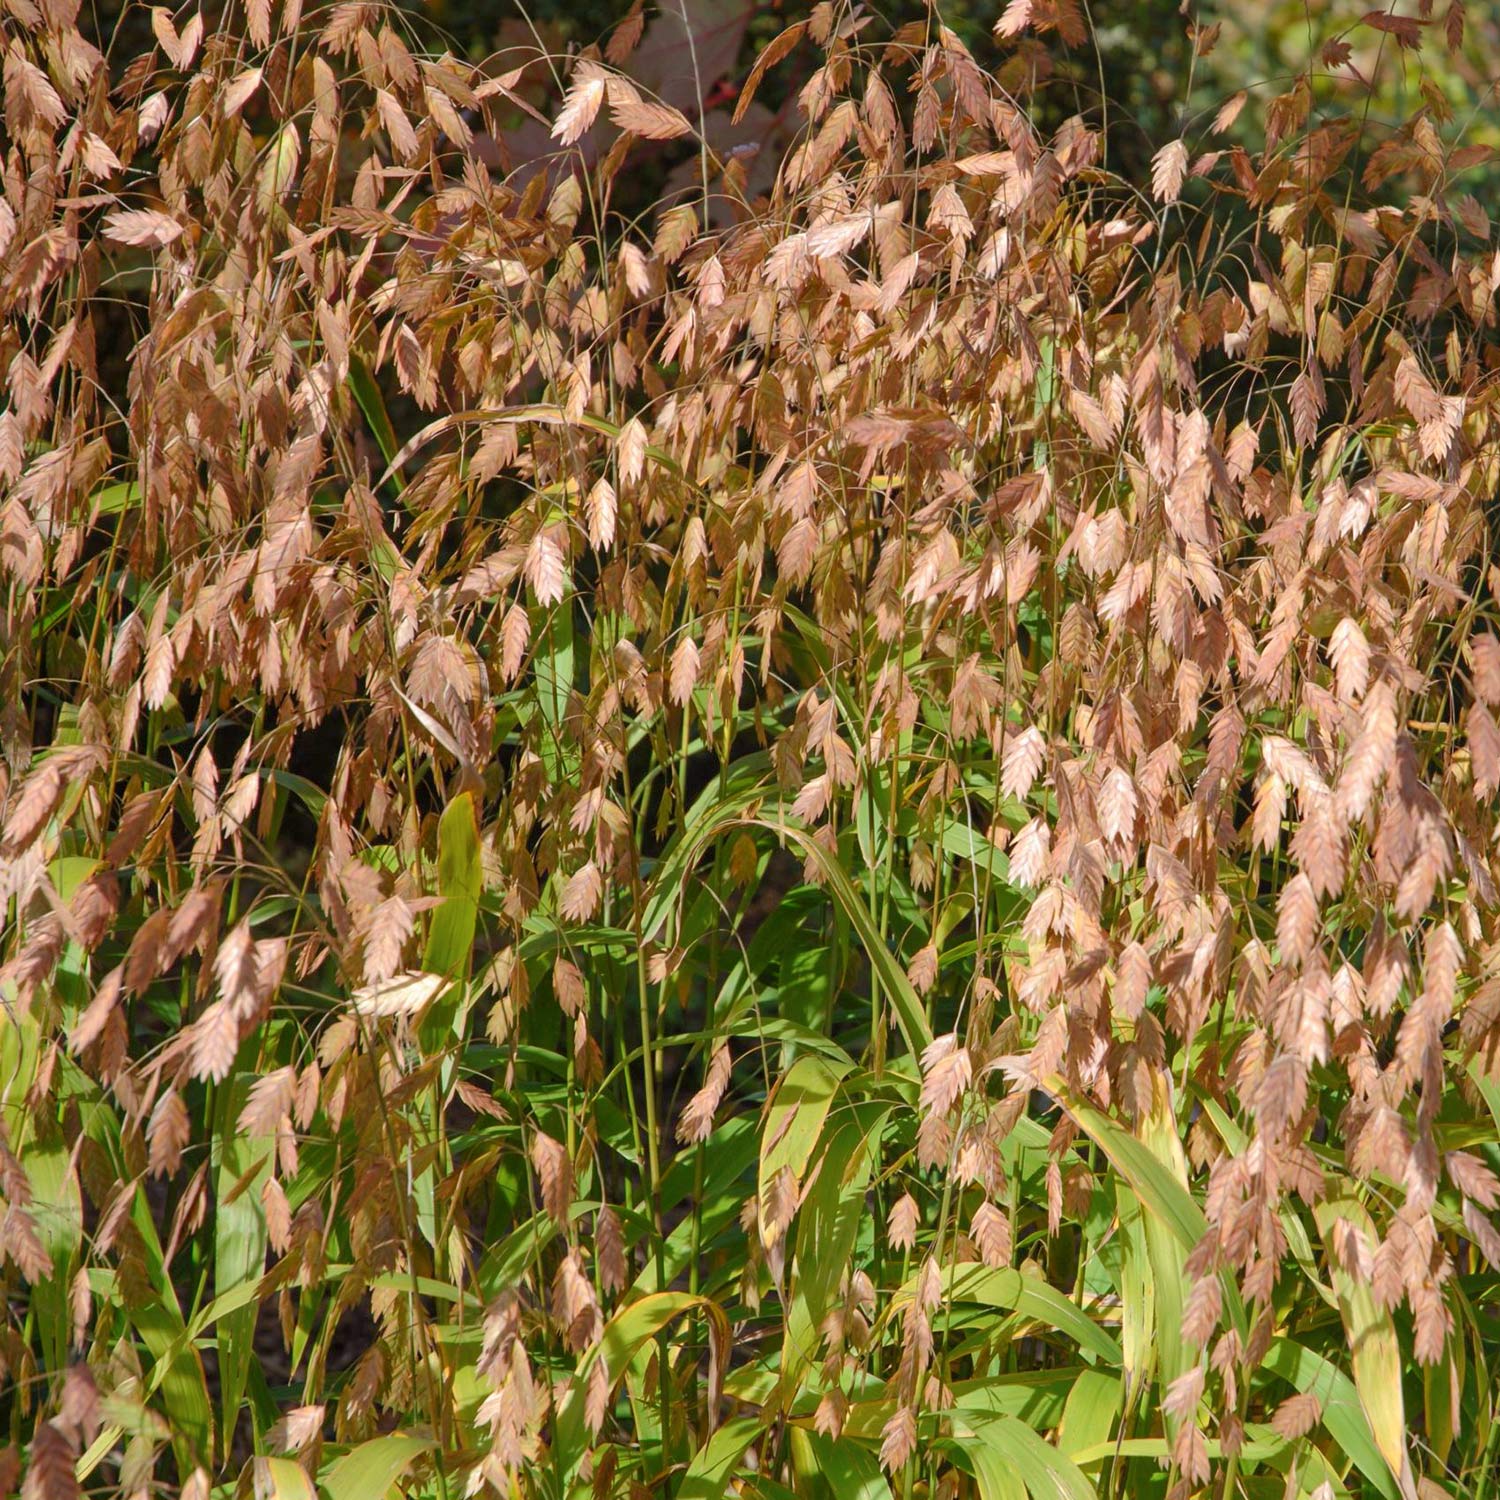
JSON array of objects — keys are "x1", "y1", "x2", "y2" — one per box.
[
  {"x1": 406, "y1": 0, "x2": 1500, "y2": 187},
  {"x1": 78, "y1": 0, "x2": 1500, "y2": 197}
]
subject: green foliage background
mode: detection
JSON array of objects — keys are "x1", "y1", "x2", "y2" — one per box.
[{"x1": 6, "y1": 1, "x2": 1500, "y2": 1499}]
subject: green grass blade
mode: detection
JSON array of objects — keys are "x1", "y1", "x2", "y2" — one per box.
[{"x1": 319, "y1": 1434, "x2": 433, "y2": 1500}]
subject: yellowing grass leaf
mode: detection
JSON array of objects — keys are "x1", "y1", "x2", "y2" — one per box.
[
  {"x1": 1134, "y1": 1074, "x2": 1193, "y2": 1409},
  {"x1": 1114, "y1": 1183, "x2": 1156, "y2": 1415},
  {"x1": 1262, "y1": 1338, "x2": 1403, "y2": 1500},
  {"x1": 1312, "y1": 1192, "x2": 1417, "y2": 1500},
  {"x1": 252, "y1": 1457, "x2": 315, "y2": 1500},
  {"x1": 320, "y1": 1435, "x2": 432, "y2": 1500}
]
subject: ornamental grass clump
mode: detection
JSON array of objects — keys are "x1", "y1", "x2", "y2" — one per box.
[{"x1": 4, "y1": 0, "x2": 1500, "y2": 1497}]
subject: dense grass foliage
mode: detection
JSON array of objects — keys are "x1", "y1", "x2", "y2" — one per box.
[{"x1": 5, "y1": 2, "x2": 1500, "y2": 1499}]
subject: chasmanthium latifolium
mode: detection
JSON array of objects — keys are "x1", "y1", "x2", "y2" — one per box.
[{"x1": 3, "y1": 1, "x2": 1500, "y2": 1497}]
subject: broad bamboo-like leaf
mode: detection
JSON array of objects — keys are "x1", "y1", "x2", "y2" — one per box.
[
  {"x1": 757, "y1": 1054, "x2": 852, "y2": 1248},
  {"x1": 319, "y1": 1435, "x2": 433, "y2": 1500},
  {"x1": 762, "y1": 818, "x2": 935, "y2": 1057},
  {"x1": 1051, "y1": 1081, "x2": 1247, "y2": 1340},
  {"x1": 553, "y1": 1292, "x2": 723, "y2": 1479},
  {"x1": 1057, "y1": 1370, "x2": 1122, "y2": 1460},
  {"x1": 1261, "y1": 1339, "x2": 1403, "y2": 1500},
  {"x1": 894, "y1": 1262, "x2": 1122, "y2": 1366},
  {"x1": 802, "y1": 1432, "x2": 894, "y2": 1499},
  {"x1": 1312, "y1": 1192, "x2": 1417, "y2": 1500},
  {"x1": 125, "y1": 1189, "x2": 214, "y2": 1467},
  {"x1": 255, "y1": 1457, "x2": 317, "y2": 1500},
  {"x1": 949, "y1": 1413, "x2": 1095, "y2": 1500},
  {"x1": 677, "y1": 1416, "x2": 765, "y2": 1499},
  {"x1": 776, "y1": 1108, "x2": 887, "y2": 1406},
  {"x1": 214, "y1": 1076, "x2": 272, "y2": 1454},
  {"x1": 1134, "y1": 1073, "x2": 1193, "y2": 1410},
  {"x1": 1113, "y1": 1183, "x2": 1156, "y2": 1416},
  {"x1": 347, "y1": 354, "x2": 404, "y2": 489},
  {"x1": 421, "y1": 791, "x2": 482, "y2": 997}
]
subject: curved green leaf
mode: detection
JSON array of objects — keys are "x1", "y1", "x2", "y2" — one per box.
[{"x1": 319, "y1": 1435, "x2": 432, "y2": 1500}]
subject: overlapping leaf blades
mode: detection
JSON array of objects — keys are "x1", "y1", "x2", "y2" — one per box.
[{"x1": 4, "y1": 1, "x2": 1500, "y2": 1498}]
